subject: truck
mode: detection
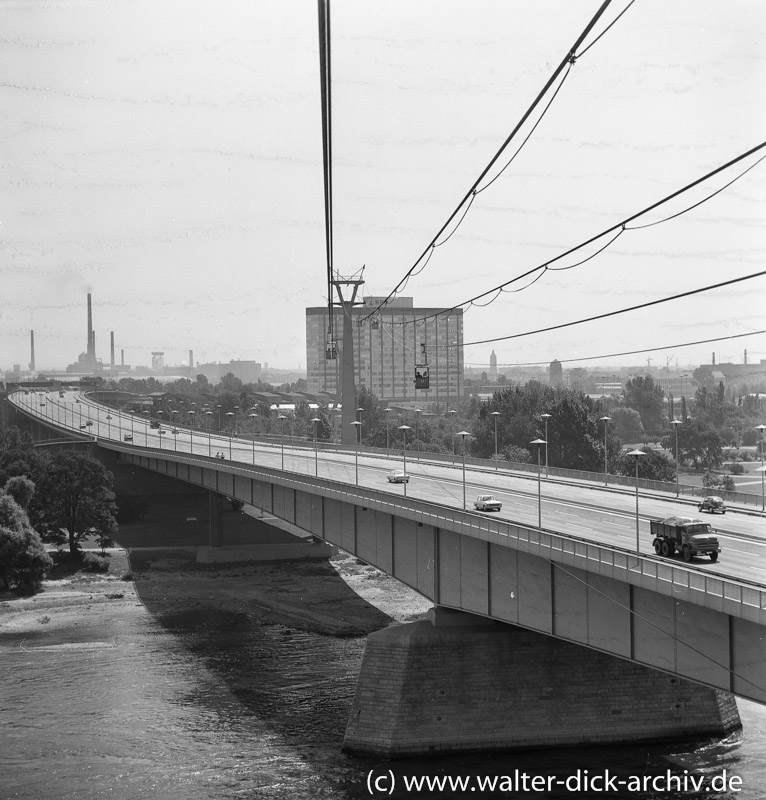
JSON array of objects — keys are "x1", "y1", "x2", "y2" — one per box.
[{"x1": 650, "y1": 516, "x2": 720, "y2": 562}]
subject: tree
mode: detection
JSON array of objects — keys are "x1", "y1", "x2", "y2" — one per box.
[
  {"x1": 614, "y1": 448, "x2": 675, "y2": 482},
  {"x1": 0, "y1": 494, "x2": 52, "y2": 591},
  {"x1": 662, "y1": 419, "x2": 723, "y2": 471},
  {"x1": 609, "y1": 407, "x2": 644, "y2": 442},
  {"x1": 35, "y1": 452, "x2": 119, "y2": 556},
  {"x1": 3, "y1": 476, "x2": 36, "y2": 510},
  {"x1": 623, "y1": 375, "x2": 665, "y2": 432}
]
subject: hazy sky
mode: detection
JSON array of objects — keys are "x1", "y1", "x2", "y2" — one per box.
[{"x1": 2, "y1": 1, "x2": 765, "y2": 375}]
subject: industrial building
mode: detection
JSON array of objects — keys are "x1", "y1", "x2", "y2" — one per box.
[{"x1": 306, "y1": 297, "x2": 463, "y2": 409}]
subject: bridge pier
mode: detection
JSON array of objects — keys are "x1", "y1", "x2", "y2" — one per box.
[{"x1": 343, "y1": 608, "x2": 740, "y2": 757}]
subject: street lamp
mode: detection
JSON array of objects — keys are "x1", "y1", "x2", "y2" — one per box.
[
  {"x1": 311, "y1": 417, "x2": 321, "y2": 476},
  {"x1": 448, "y1": 409, "x2": 457, "y2": 462},
  {"x1": 356, "y1": 408, "x2": 364, "y2": 446},
  {"x1": 540, "y1": 413, "x2": 552, "y2": 477},
  {"x1": 172, "y1": 426, "x2": 178, "y2": 451},
  {"x1": 398, "y1": 425, "x2": 411, "y2": 497},
  {"x1": 670, "y1": 419, "x2": 683, "y2": 496},
  {"x1": 188, "y1": 410, "x2": 196, "y2": 452},
  {"x1": 756, "y1": 425, "x2": 766, "y2": 512},
  {"x1": 384, "y1": 408, "x2": 392, "y2": 453},
  {"x1": 491, "y1": 411, "x2": 501, "y2": 468},
  {"x1": 627, "y1": 449, "x2": 645, "y2": 553},
  {"x1": 415, "y1": 408, "x2": 422, "y2": 460},
  {"x1": 105, "y1": 413, "x2": 112, "y2": 438},
  {"x1": 278, "y1": 414, "x2": 287, "y2": 470},
  {"x1": 351, "y1": 420, "x2": 362, "y2": 485},
  {"x1": 204, "y1": 410, "x2": 213, "y2": 456},
  {"x1": 530, "y1": 439, "x2": 547, "y2": 530},
  {"x1": 457, "y1": 431, "x2": 471, "y2": 509},
  {"x1": 599, "y1": 416, "x2": 611, "y2": 486},
  {"x1": 226, "y1": 411, "x2": 235, "y2": 459},
  {"x1": 248, "y1": 413, "x2": 257, "y2": 464}
]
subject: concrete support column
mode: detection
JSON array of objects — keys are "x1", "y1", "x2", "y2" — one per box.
[
  {"x1": 343, "y1": 609, "x2": 741, "y2": 757},
  {"x1": 208, "y1": 491, "x2": 224, "y2": 548}
]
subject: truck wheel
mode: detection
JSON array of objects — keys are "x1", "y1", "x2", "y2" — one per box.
[
  {"x1": 683, "y1": 545, "x2": 692, "y2": 562},
  {"x1": 710, "y1": 551, "x2": 719, "y2": 562},
  {"x1": 654, "y1": 540, "x2": 662, "y2": 555},
  {"x1": 661, "y1": 540, "x2": 671, "y2": 557}
]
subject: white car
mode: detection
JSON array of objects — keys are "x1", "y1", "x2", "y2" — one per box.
[
  {"x1": 387, "y1": 470, "x2": 409, "y2": 484},
  {"x1": 474, "y1": 494, "x2": 502, "y2": 512}
]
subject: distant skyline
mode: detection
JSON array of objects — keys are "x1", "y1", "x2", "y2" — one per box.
[{"x1": 2, "y1": 1, "x2": 765, "y2": 374}]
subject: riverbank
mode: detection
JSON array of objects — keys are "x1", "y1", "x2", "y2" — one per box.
[{"x1": 0, "y1": 541, "x2": 432, "y2": 649}]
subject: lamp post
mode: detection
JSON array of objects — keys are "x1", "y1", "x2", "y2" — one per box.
[
  {"x1": 540, "y1": 413, "x2": 551, "y2": 477},
  {"x1": 356, "y1": 408, "x2": 364, "y2": 446},
  {"x1": 599, "y1": 416, "x2": 611, "y2": 486},
  {"x1": 226, "y1": 411, "x2": 235, "y2": 459},
  {"x1": 278, "y1": 414, "x2": 287, "y2": 470},
  {"x1": 204, "y1": 410, "x2": 213, "y2": 456},
  {"x1": 457, "y1": 431, "x2": 471, "y2": 509},
  {"x1": 248, "y1": 413, "x2": 257, "y2": 464},
  {"x1": 143, "y1": 410, "x2": 149, "y2": 444},
  {"x1": 756, "y1": 425, "x2": 766, "y2": 512},
  {"x1": 627, "y1": 449, "x2": 645, "y2": 553},
  {"x1": 530, "y1": 439, "x2": 546, "y2": 530},
  {"x1": 415, "y1": 408, "x2": 422, "y2": 460},
  {"x1": 188, "y1": 410, "x2": 195, "y2": 452},
  {"x1": 351, "y1": 421, "x2": 362, "y2": 485},
  {"x1": 491, "y1": 411, "x2": 501, "y2": 468},
  {"x1": 398, "y1": 424, "x2": 411, "y2": 496},
  {"x1": 384, "y1": 408, "x2": 392, "y2": 453},
  {"x1": 670, "y1": 419, "x2": 682, "y2": 496},
  {"x1": 158, "y1": 427, "x2": 165, "y2": 449},
  {"x1": 448, "y1": 409, "x2": 457, "y2": 462},
  {"x1": 105, "y1": 413, "x2": 112, "y2": 438},
  {"x1": 311, "y1": 417, "x2": 321, "y2": 476}
]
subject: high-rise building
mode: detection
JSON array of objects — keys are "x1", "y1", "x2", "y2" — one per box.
[
  {"x1": 306, "y1": 297, "x2": 463, "y2": 407},
  {"x1": 549, "y1": 359, "x2": 563, "y2": 387},
  {"x1": 489, "y1": 349, "x2": 497, "y2": 382}
]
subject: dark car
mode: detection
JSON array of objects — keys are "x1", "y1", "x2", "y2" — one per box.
[
  {"x1": 698, "y1": 495, "x2": 726, "y2": 514},
  {"x1": 123, "y1": 434, "x2": 133, "y2": 441}
]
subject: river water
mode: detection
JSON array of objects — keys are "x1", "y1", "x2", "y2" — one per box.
[{"x1": 1, "y1": 569, "x2": 764, "y2": 800}]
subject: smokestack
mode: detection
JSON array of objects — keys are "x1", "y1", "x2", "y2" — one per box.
[
  {"x1": 712, "y1": 352, "x2": 715, "y2": 366},
  {"x1": 189, "y1": 349, "x2": 194, "y2": 369},
  {"x1": 121, "y1": 349, "x2": 125, "y2": 366},
  {"x1": 29, "y1": 330, "x2": 35, "y2": 372},
  {"x1": 87, "y1": 293, "x2": 94, "y2": 357},
  {"x1": 111, "y1": 332, "x2": 115, "y2": 366},
  {"x1": 744, "y1": 349, "x2": 748, "y2": 365}
]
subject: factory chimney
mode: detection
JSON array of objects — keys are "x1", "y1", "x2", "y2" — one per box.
[
  {"x1": 712, "y1": 352, "x2": 716, "y2": 366},
  {"x1": 121, "y1": 349, "x2": 125, "y2": 366},
  {"x1": 110, "y1": 332, "x2": 115, "y2": 366},
  {"x1": 744, "y1": 349, "x2": 748, "y2": 365},
  {"x1": 29, "y1": 330, "x2": 35, "y2": 372},
  {"x1": 87, "y1": 293, "x2": 94, "y2": 357},
  {"x1": 189, "y1": 349, "x2": 194, "y2": 369}
]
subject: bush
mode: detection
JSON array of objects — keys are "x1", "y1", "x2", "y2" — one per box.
[
  {"x1": 82, "y1": 552, "x2": 110, "y2": 573},
  {"x1": 729, "y1": 462, "x2": 745, "y2": 475}
]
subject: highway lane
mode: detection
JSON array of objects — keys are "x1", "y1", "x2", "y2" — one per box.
[{"x1": 14, "y1": 389, "x2": 766, "y2": 586}]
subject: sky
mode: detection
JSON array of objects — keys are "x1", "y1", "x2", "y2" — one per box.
[{"x1": 2, "y1": 0, "x2": 765, "y2": 376}]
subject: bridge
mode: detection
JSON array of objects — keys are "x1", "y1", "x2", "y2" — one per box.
[{"x1": 8, "y1": 387, "x2": 766, "y2": 756}]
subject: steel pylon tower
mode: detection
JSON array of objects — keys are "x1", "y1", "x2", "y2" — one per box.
[{"x1": 331, "y1": 276, "x2": 364, "y2": 446}]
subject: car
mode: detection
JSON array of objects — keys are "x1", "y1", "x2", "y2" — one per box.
[
  {"x1": 85, "y1": 420, "x2": 93, "y2": 427},
  {"x1": 698, "y1": 495, "x2": 726, "y2": 514},
  {"x1": 123, "y1": 434, "x2": 133, "y2": 441},
  {"x1": 149, "y1": 420, "x2": 160, "y2": 429},
  {"x1": 387, "y1": 470, "x2": 409, "y2": 484},
  {"x1": 171, "y1": 428, "x2": 179, "y2": 434},
  {"x1": 79, "y1": 423, "x2": 88, "y2": 429},
  {"x1": 474, "y1": 494, "x2": 502, "y2": 512}
]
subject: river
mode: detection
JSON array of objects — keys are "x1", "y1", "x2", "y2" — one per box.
[{"x1": 1, "y1": 551, "x2": 764, "y2": 800}]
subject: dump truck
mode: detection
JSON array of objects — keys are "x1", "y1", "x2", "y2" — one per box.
[{"x1": 650, "y1": 516, "x2": 720, "y2": 562}]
